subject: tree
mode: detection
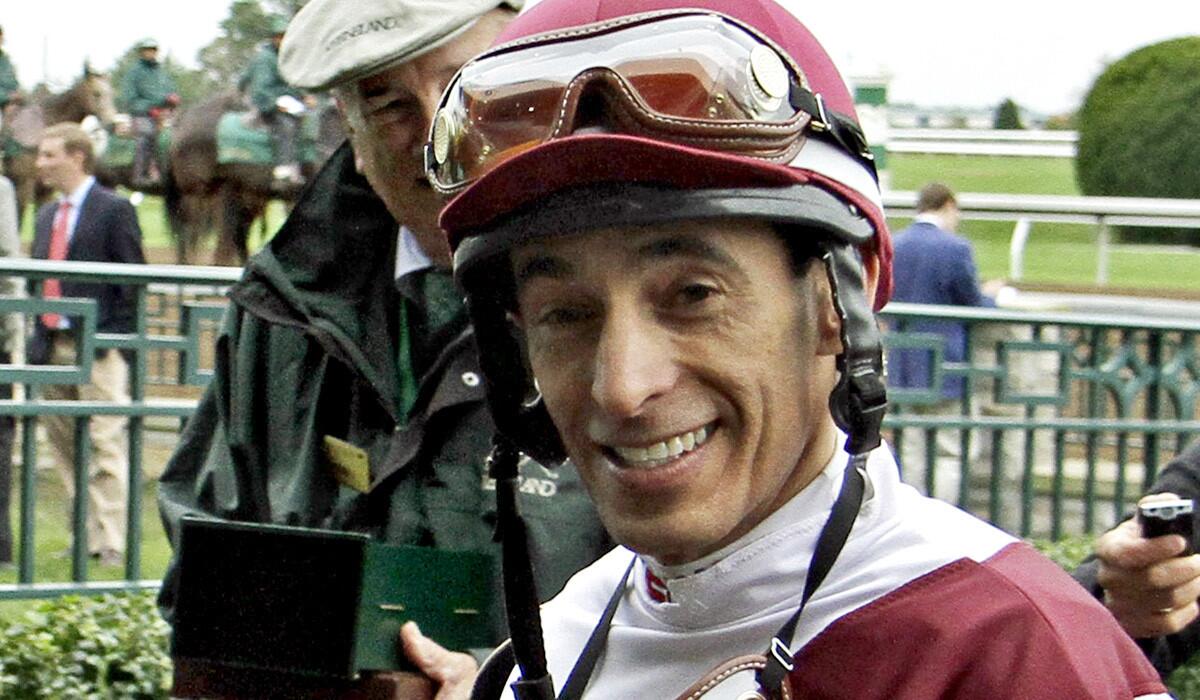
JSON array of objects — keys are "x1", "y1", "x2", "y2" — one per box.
[
  {"x1": 196, "y1": 0, "x2": 309, "y2": 90},
  {"x1": 197, "y1": 0, "x2": 274, "y2": 89},
  {"x1": 1075, "y1": 37, "x2": 1200, "y2": 244},
  {"x1": 993, "y1": 98, "x2": 1024, "y2": 130}
]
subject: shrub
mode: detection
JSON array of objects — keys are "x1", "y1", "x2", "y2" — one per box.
[
  {"x1": 1075, "y1": 36, "x2": 1200, "y2": 244},
  {"x1": 1028, "y1": 534, "x2": 1094, "y2": 570},
  {"x1": 993, "y1": 98, "x2": 1024, "y2": 130},
  {"x1": 0, "y1": 592, "x2": 171, "y2": 699}
]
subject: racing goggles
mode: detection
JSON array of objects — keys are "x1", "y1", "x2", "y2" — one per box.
[{"x1": 425, "y1": 10, "x2": 876, "y2": 193}]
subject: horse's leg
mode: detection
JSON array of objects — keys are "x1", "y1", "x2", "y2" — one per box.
[{"x1": 215, "y1": 183, "x2": 253, "y2": 266}]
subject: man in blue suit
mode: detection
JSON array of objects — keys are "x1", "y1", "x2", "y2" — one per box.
[
  {"x1": 889, "y1": 183, "x2": 997, "y2": 501},
  {"x1": 32, "y1": 122, "x2": 145, "y2": 567}
]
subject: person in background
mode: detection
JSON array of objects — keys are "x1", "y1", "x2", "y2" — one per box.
[
  {"x1": 31, "y1": 122, "x2": 145, "y2": 568},
  {"x1": 0, "y1": 162, "x2": 20, "y2": 567},
  {"x1": 398, "y1": 0, "x2": 1169, "y2": 697},
  {"x1": 155, "y1": 0, "x2": 610, "y2": 672},
  {"x1": 118, "y1": 38, "x2": 178, "y2": 187},
  {"x1": 1074, "y1": 440, "x2": 1200, "y2": 677},
  {"x1": 888, "y1": 182, "x2": 1003, "y2": 501},
  {"x1": 244, "y1": 15, "x2": 305, "y2": 186}
]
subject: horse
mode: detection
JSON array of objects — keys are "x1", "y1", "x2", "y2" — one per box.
[
  {"x1": 163, "y1": 91, "x2": 345, "y2": 265},
  {"x1": 1, "y1": 66, "x2": 117, "y2": 228}
]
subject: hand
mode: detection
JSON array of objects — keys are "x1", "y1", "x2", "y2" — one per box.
[
  {"x1": 1095, "y1": 493, "x2": 1200, "y2": 638},
  {"x1": 981, "y1": 278, "x2": 1007, "y2": 296},
  {"x1": 400, "y1": 621, "x2": 479, "y2": 700},
  {"x1": 166, "y1": 93, "x2": 181, "y2": 106}
]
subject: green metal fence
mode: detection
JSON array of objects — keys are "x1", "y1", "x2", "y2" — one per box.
[
  {"x1": 0, "y1": 259, "x2": 237, "y2": 600},
  {"x1": 883, "y1": 302, "x2": 1200, "y2": 540},
  {"x1": 0, "y1": 259, "x2": 1196, "y2": 599}
]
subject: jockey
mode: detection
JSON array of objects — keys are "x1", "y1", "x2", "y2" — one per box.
[
  {"x1": 417, "y1": 0, "x2": 1173, "y2": 697},
  {"x1": 245, "y1": 16, "x2": 306, "y2": 187},
  {"x1": 119, "y1": 38, "x2": 178, "y2": 187}
]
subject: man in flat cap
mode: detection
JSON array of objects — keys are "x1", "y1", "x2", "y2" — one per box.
[{"x1": 156, "y1": 0, "x2": 610, "y2": 680}]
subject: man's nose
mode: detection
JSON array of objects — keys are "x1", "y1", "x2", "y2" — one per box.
[{"x1": 590, "y1": 311, "x2": 677, "y2": 418}]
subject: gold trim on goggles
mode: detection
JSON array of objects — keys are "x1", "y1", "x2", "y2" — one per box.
[{"x1": 425, "y1": 11, "x2": 817, "y2": 193}]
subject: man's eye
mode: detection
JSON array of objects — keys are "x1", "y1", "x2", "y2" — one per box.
[
  {"x1": 676, "y1": 283, "x2": 719, "y2": 305},
  {"x1": 535, "y1": 306, "x2": 592, "y2": 327},
  {"x1": 370, "y1": 99, "x2": 417, "y2": 122}
]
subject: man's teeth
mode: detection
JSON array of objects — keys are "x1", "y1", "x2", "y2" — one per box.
[{"x1": 613, "y1": 426, "x2": 710, "y2": 467}]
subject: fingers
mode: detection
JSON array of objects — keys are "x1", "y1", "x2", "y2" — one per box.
[
  {"x1": 400, "y1": 621, "x2": 478, "y2": 700},
  {"x1": 1094, "y1": 517, "x2": 1189, "y2": 570},
  {"x1": 1107, "y1": 597, "x2": 1200, "y2": 639},
  {"x1": 1095, "y1": 497, "x2": 1200, "y2": 638}
]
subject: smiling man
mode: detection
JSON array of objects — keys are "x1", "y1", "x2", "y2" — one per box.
[{"x1": 402, "y1": 0, "x2": 1173, "y2": 697}]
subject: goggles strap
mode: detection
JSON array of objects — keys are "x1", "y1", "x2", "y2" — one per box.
[
  {"x1": 488, "y1": 437, "x2": 555, "y2": 700},
  {"x1": 789, "y1": 86, "x2": 879, "y2": 182}
]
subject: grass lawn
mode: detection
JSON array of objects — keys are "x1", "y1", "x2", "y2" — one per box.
[
  {"x1": 19, "y1": 193, "x2": 289, "y2": 262},
  {"x1": 887, "y1": 153, "x2": 1200, "y2": 294},
  {"x1": 0, "y1": 458, "x2": 173, "y2": 623}
]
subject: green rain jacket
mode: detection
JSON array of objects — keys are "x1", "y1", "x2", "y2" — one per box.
[
  {"x1": 0, "y1": 51, "x2": 18, "y2": 107},
  {"x1": 244, "y1": 42, "x2": 297, "y2": 116},
  {"x1": 119, "y1": 58, "x2": 175, "y2": 116},
  {"x1": 156, "y1": 143, "x2": 612, "y2": 644}
]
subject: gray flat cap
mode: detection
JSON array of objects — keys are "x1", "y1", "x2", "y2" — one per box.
[{"x1": 280, "y1": 0, "x2": 523, "y2": 91}]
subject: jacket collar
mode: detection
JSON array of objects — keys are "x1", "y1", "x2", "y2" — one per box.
[{"x1": 230, "y1": 142, "x2": 402, "y2": 414}]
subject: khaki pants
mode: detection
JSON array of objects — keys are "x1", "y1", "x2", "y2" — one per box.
[{"x1": 41, "y1": 336, "x2": 129, "y2": 555}]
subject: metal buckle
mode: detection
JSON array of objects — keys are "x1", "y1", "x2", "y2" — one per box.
[
  {"x1": 809, "y1": 92, "x2": 830, "y2": 133},
  {"x1": 770, "y1": 638, "x2": 795, "y2": 673}
]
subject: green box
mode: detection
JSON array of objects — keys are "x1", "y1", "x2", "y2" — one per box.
[{"x1": 171, "y1": 517, "x2": 494, "y2": 679}]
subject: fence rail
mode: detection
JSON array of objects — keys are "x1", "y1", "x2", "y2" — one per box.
[
  {"x1": 0, "y1": 262, "x2": 1198, "y2": 599},
  {"x1": 882, "y1": 191, "x2": 1200, "y2": 285},
  {"x1": 0, "y1": 260, "x2": 233, "y2": 600},
  {"x1": 888, "y1": 128, "x2": 1078, "y2": 158}
]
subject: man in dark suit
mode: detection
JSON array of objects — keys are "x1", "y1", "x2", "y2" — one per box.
[
  {"x1": 888, "y1": 183, "x2": 999, "y2": 501},
  {"x1": 32, "y1": 122, "x2": 145, "y2": 567}
]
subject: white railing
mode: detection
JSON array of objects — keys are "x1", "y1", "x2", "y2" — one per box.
[
  {"x1": 888, "y1": 129, "x2": 1077, "y2": 158},
  {"x1": 882, "y1": 191, "x2": 1200, "y2": 285}
]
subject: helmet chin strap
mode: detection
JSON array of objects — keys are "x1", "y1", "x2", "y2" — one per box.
[
  {"x1": 823, "y1": 243, "x2": 887, "y2": 455},
  {"x1": 752, "y1": 242, "x2": 886, "y2": 698}
]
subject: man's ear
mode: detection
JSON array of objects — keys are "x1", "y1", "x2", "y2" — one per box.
[
  {"x1": 815, "y1": 277, "x2": 842, "y2": 356},
  {"x1": 860, "y1": 247, "x2": 881, "y2": 308}
]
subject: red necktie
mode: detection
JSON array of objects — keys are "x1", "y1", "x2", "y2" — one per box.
[{"x1": 41, "y1": 201, "x2": 72, "y2": 329}]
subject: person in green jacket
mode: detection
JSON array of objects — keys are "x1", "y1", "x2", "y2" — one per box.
[
  {"x1": 244, "y1": 16, "x2": 304, "y2": 185},
  {"x1": 0, "y1": 26, "x2": 20, "y2": 111},
  {"x1": 118, "y1": 38, "x2": 177, "y2": 186},
  {"x1": 155, "y1": 0, "x2": 612, "y2": 687}
]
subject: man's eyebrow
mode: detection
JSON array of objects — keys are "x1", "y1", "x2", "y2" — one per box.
[
  {"x1": 514, "y1": 254, "x2": 573, "y2": 288},
  {"x1": 636, "y1": 234, "x2": 737, "y2": 268}
]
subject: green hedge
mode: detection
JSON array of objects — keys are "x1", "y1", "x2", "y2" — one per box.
[{"x1": 0, "y1": 593, "x2": 171, "y2": 699}]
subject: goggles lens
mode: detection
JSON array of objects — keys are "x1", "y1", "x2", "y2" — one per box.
[{"x1": 428, "y1": 13, "x2": 806, "y2": 192}]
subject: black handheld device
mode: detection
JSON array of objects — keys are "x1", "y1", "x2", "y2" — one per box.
[{"x1": 1138, "y1": 498, "x2": 1195, "y2": 555}]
